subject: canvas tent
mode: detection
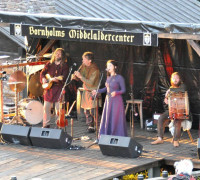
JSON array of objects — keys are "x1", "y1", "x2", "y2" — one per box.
[{"x1": 0, "y1": 0, "x2": 200, "y2": 127}]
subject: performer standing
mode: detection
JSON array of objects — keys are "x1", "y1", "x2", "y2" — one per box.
[
  {"x1": 151, "y1": 72, "x2": 186, "y2": 147},
  {"x1": 40, "y1": 48, "x2": 69, "y2": 128},
  {"x1": 92, "y1": 60, "x2": 128, "y2": 138},
  {"x1": 72, "y1": 51, "x2": 100, "y2": 133}
]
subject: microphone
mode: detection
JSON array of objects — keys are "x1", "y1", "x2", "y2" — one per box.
[
  {"x1": 101, "y1": 68, "x2": 108, "y2": 73},
  {"x1": 72, "y1": 63, "x2": 77, "y2": 67},
  {"x1": 0, "y1": 71, "x2": 6, "y2": 74},
  {"x1": 70, "y1": 63, "x2": 77, "y2": 69}
]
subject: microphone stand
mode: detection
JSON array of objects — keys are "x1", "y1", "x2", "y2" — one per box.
[
  {"x1": 130, "y1": 86, "x2": 135, "y2": 138},
  {"x1": 94, "y1": 71, "x2": 104, "y2": 140},
  {"x1": 88, "y1": 71, "x2": 104, "y2": 147},
  {"x1": 57, "y1": 65, "x2": 74, "y2": 132},
  {"x1": 58, "y1": 66, "x2": 74, "y2": 101}
]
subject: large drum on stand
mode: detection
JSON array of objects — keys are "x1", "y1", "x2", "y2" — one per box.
[
  {"x1": 18, "y1": 98, "x2": 43, "y2": 125},
  {"x1": 168, "y1": 89, "x2": 189, "y2": 120},
  {"x1": 76, "y1": 88, "x2": 86, "y2": 121},
  {"x1": 28, "y1": 67, "x2": 44, "y2": 97}
]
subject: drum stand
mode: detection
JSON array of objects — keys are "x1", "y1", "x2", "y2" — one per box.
[{"x1": 9, "y1": 83, "x2": 24, "y2": 125}]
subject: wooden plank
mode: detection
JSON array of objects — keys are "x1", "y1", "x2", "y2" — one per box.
[
  {"x1": 158, "y1": 33, "x2": 200, "y2": 40},
  {"x1": 37, "y1": 39, "x2": 56, "y2": 61},
  {"x1": 32, "y1": 164, "x2": 78, "y2": 179},
  {"x1": 187, "y1": 39, "x2": 200, "y2": 57},
  {"x1": 0, "y1": 60, "x2": 48, "y2": 69},
  {"x1": 0, "y1": 120, "x2": 199, "y2": 180},
  {"x1": 64, "y1": 168, "x2": 124, "y2": 180}
]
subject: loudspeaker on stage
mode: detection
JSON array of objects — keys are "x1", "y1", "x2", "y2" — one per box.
[
  {"x1": 197, "y1": 138, "x2": 200, "y2": 159},
  {"x1": 29, "y1": 127, "x2": 72, "y2": 149},
  {"x1": 99, "y1": 135, "x2": 143, "y2": 158},
  {"x1": 1, "y1": 124, "x2": 32, "y2": 146}
]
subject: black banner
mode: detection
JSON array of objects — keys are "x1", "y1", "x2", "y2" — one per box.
[{"x1": 10, "y1": 24, "x2": 158, "y2": 46}]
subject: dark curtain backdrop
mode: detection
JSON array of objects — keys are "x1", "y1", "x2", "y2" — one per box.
[{"x1": 37, "y1": 39, "x2": 200, "y2": 129}]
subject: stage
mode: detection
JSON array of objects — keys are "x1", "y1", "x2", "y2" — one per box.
[{"x1": 0, "y1": 119, "x2": 199, "y2": 180}]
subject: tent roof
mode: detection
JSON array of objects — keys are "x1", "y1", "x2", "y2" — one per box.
[
  {"x1": 0, "y1": 0, "x2": 200, "y2": 34},
  {"x1": 56, "y1": 0, "x2": 200, "y2": 24},
  {"x1": 0, "y1": 26, "x2": 25, "y2": 48}
]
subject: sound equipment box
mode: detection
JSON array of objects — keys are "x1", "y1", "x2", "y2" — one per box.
[
  {"x1": 99, "y1": 135, "x2": 143, "y2": 158},
  {"x1": 29, "y1": 127, "x2": 72, "y2": 149},
  {"x1": 1, "y1": 124, "x2": 32, "y2": 146}
]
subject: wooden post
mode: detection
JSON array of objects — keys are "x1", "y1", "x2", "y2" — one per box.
[
  {"x1": 95, "y1": 98, "x2": 99, "y2": 140},
  {"x1": 71, "y1": 118, "x2": 73, "y2": 138},
  {"x1": 0, "y1": 78, "x2": 3, "y2": 122}
]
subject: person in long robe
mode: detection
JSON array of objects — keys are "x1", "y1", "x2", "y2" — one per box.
[{"x1": 92, "y1": 60, "x2": 128, "y2": 138}]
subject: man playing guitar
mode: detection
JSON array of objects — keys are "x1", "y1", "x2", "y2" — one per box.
[{"x1": 40, "y1": 48, "x2": 69, "y2": 128}]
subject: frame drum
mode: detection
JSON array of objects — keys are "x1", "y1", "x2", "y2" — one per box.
[
  {"x1": 168, "y1": 91, "x2": 189, "y2": 120},
  {"x1": 18, "y1": 98, "x2": 43, "y2": 125}
]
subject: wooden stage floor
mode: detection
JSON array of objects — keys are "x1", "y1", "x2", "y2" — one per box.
[{"x1": 0, "y1": 119, "x2": 200, "y2": 180}]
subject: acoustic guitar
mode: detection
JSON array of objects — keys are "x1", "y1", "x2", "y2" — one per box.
[{"x1": 42, "y1": 74, "x2": 63, "y2": 90}]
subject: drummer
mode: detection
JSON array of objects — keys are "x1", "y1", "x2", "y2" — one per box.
[{"x1": 151, "y1": 72, "x2": 186, "y2": 147}]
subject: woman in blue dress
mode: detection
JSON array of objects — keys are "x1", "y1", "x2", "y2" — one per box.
[{"x1": 92, "y1": 60, "x2": 128, "y2": 138}]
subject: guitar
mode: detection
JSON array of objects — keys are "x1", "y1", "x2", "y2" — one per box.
[{"x1": 42, "y1": 74, "x2": 63, "y2": 90}]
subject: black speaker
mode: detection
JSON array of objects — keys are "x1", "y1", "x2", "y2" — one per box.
[
  {"x1": 1, "y1": 124, "x2": 32, "y2": 146},
  {"x1": 99, "y1": 135, "x2": 143, "y2": 158},
  {"x1": 29, "y1": 127, "x2": 72, "y2": 149},
  {"x1": 197, "y1": 138, "x2": 200, "y2": 159}
]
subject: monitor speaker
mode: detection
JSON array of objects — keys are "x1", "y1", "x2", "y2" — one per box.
[
  {"x1": 1, "y1": 124, "x2": 32, "y2": 146},
  {"x1": 29, "y1": 127, "x2": 72, "y2": 149},
  {"x1": 99, "y1": 135, "x2": 143, "y2": 158}
]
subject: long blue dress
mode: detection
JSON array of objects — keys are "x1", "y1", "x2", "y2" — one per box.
[{"x1": 98, "y1": 74, "x2": 128, "y2": 137}]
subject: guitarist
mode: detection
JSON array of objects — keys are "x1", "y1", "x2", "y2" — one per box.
[{"x1": 40, "y1": 48, "x2": 69, "y2": 128}]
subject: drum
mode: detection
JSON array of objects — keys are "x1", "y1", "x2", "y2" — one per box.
[
  {"x1": 28, "y1": 71, "x2": 44, "y2": 97},
  {"x1": 168, "y1": 91, "x2": 189, "y2": 120},
  {"x1": 76, "y1": 88, "x2": 86, "y2": 121},
  {"x1": 18, "y1": 98, "x2": 43, "y2": 125}
]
